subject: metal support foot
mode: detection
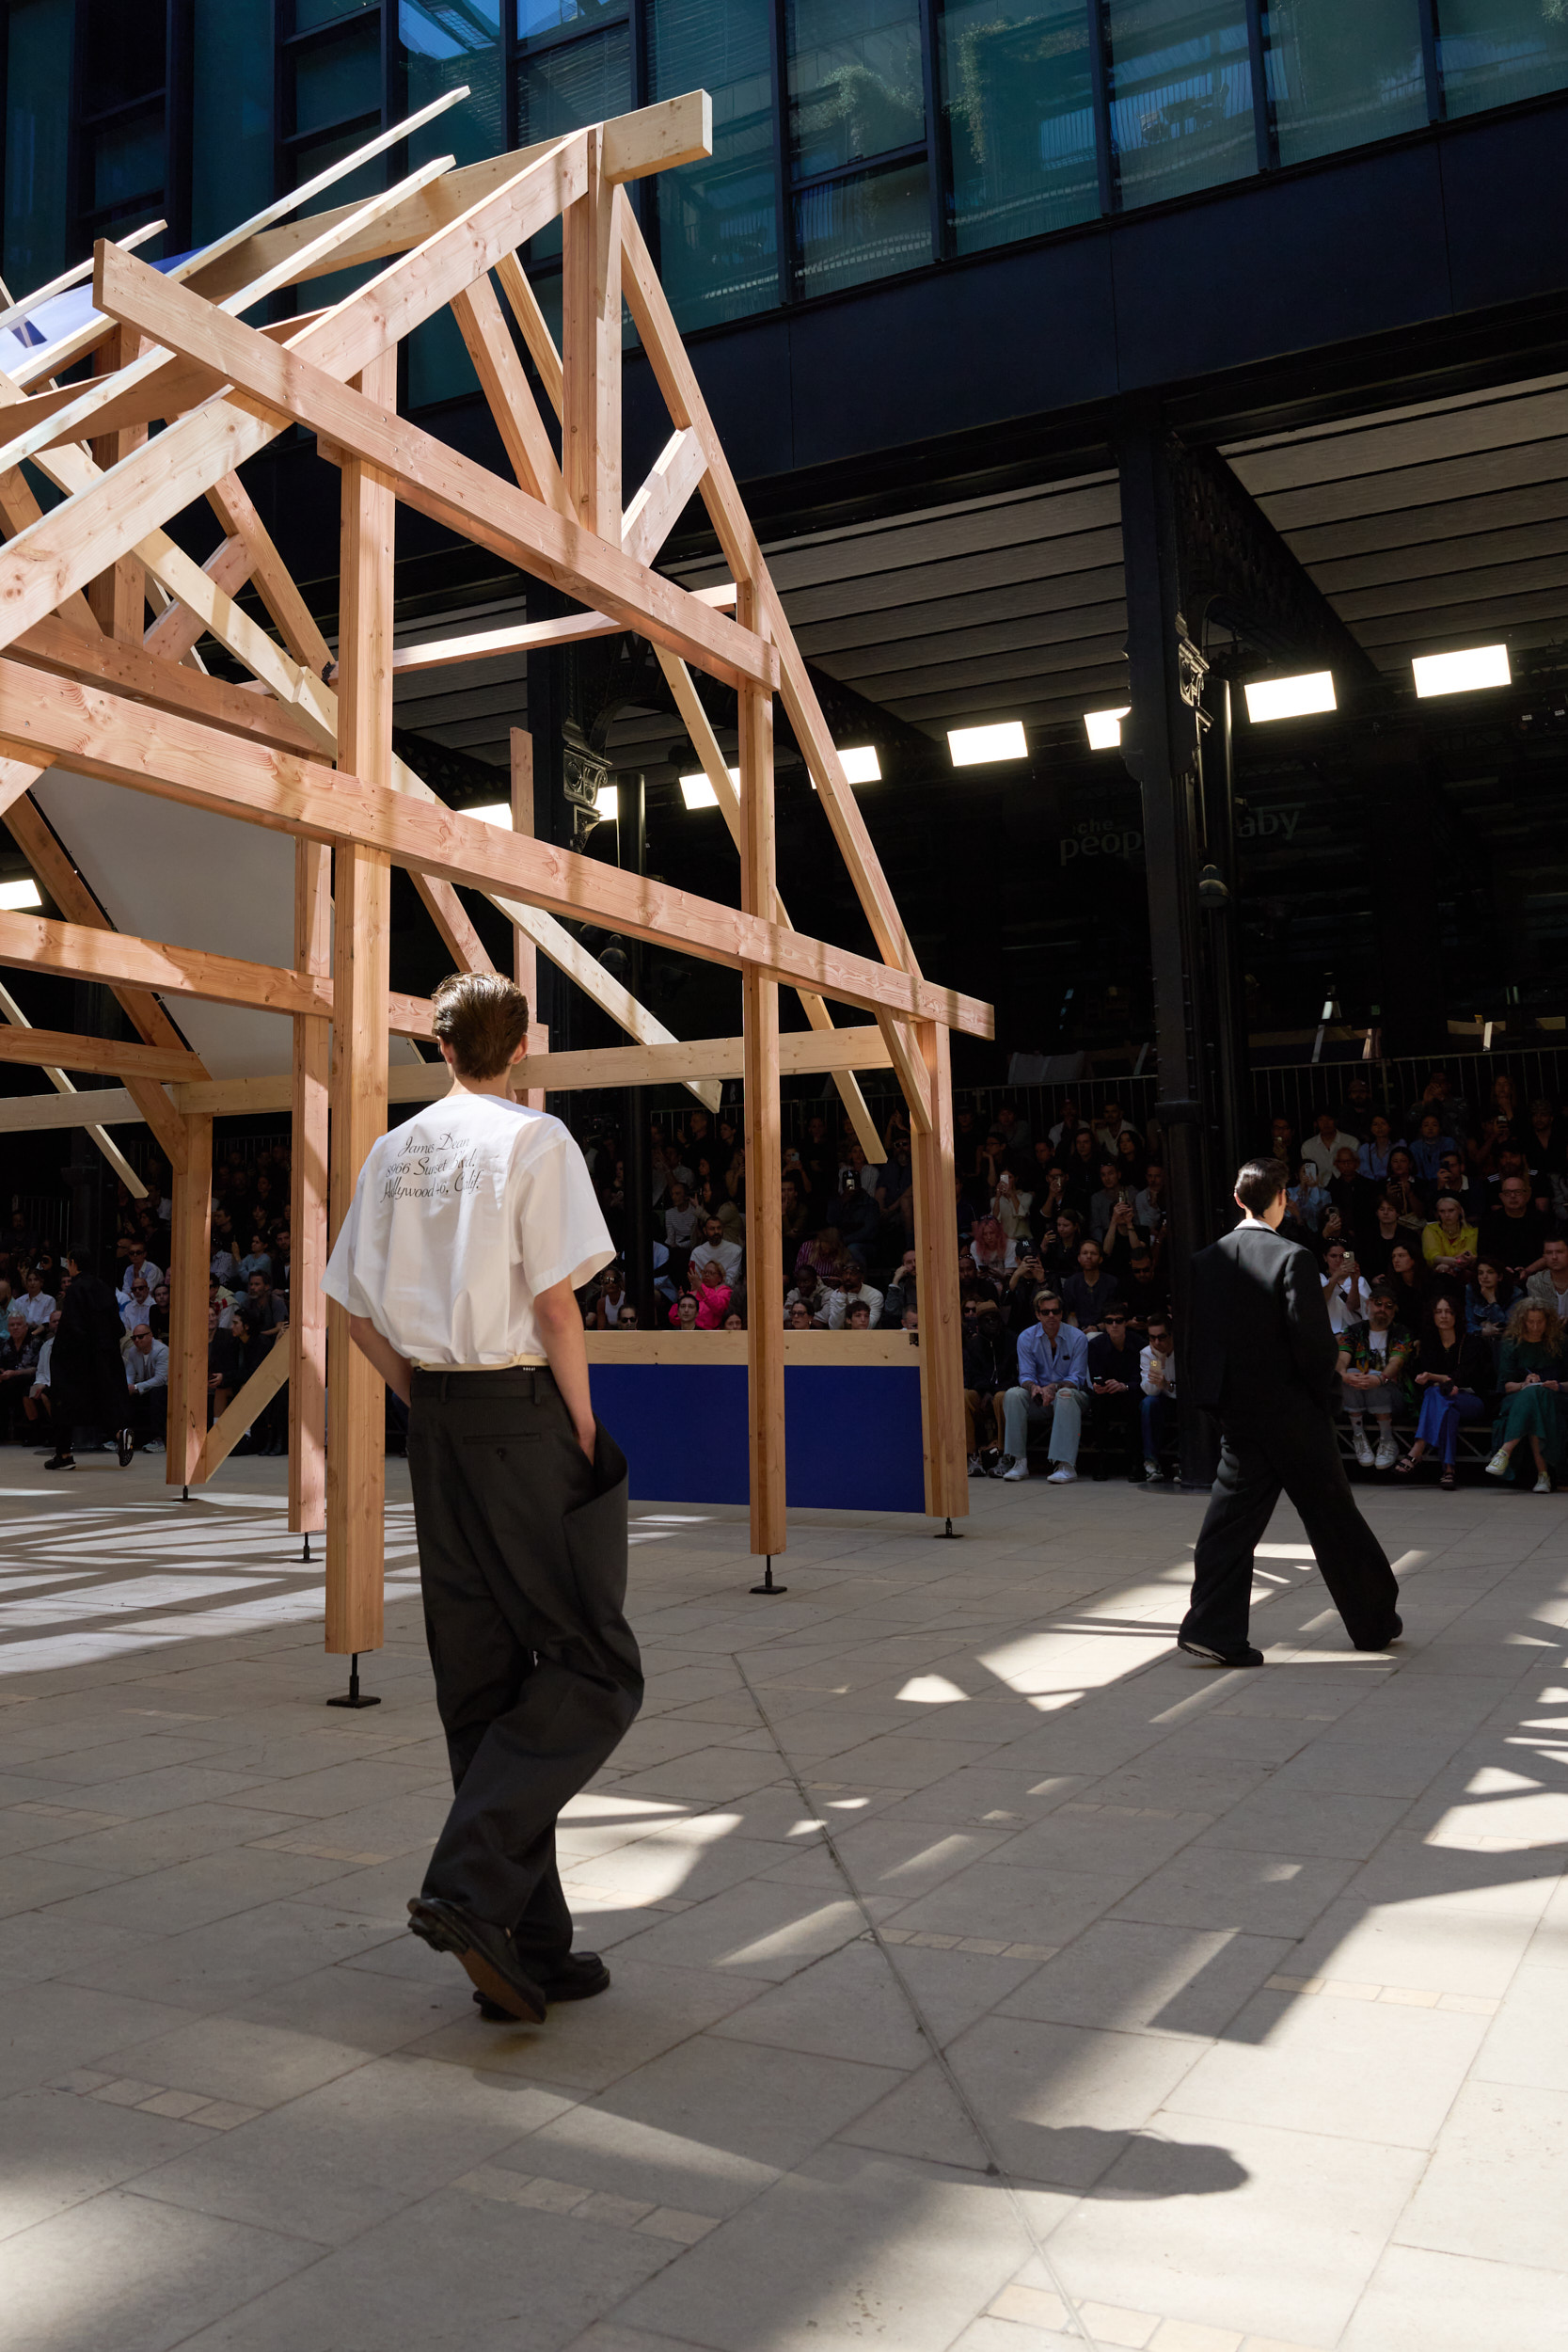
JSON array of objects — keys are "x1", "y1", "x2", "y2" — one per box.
[
  {"x1": 934, "y1": 1517, "x2": 963, "y2": 1539},
  {"x1": 302, "y1": 1533, "x2": 311, "y2": 1564},
  {"x1": 750, "y1": 1557, "x2": 788, "y2": 1596},
  {"x1": 326, "y1": 1652, "x2": 381, "y2": 1708},
  {"x1": 182, "y1": 1486, "x2": 189, "y2": 1502}
]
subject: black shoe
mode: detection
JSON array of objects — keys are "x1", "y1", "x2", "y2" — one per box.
[
  {"x1": 1354, "y1": 1613, "x2": 1403, "y2": 1653},
  {"x1": 42, "y1": 1453, "x2": 75, "y2": 1471},
  {"x1": 472, "y1": 1949, "x2": 610, "y2": 2020},
  {"x1": 117, "y1": 1429, "x2": 134, "y2": 1468},
  {"x1": 406, "y1": 1897, "x2": 546, "y2": 2023},
  {"x1": 1177, "y1": 1637, "x2": 1265, "y2": 1668}
]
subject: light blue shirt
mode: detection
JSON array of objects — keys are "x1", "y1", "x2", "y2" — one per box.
[
  {"x1": 1016, "y1": 1321, "x2": 1090, "y2": 1390},
  {"x1": 1357, "y1": 1140, "x2": 1399, "y2": 1179}
]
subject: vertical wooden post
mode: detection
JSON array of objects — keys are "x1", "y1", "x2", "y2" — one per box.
[
  {"x1": 911, "y1": 1020, "x2": 968, "y2": 1523},
  {"x1": 738, "y1": 592, "x2": 785, "y2": 1558},
  {"x1": 325, "y1": 350, "x2": 395, "y2": 1659},
  {"x1": 562, "y1": 132, "x2": 622, "y2": 540},
  {"x1": 510, "y1": 725, "x2": 548, "y2": 1111},
  {"x1": 290, "y1": 838, "x2": 330, "y2": 1538},
  {"x1": 166, "y1": 1111, "x2": 212, "y2": 1489},
  {"x1": 87, "y1": 326, "x2": 148, "y2": 642}
]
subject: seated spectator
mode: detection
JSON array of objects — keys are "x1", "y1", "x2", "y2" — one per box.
[
  {"x1": 992, "y1": 1168, "x2": 1034, "y2": 1243},
  {"x1": 1383, "y1": 1151, "x2": 1428, "y2": 1232},
  {"x1": 994, "y1": 1100, "x2": 1031, "y2": 1156},
  {"x1": 1357, "y1": 1190, "x2": 1407, "y2": 1281},
  {"x1": 150, "y1": 1280, "x2": 171, "y2": 1343},
  {"x1": 786, "y1": 1300, "x2": 816, "y2": 1329},
  {"x1": 833, "y1": 1170, "x2": 881, "y2": 1264},
  {"x1": 1357, "y1": 1116, "x2": 1399, "y2": 1182},
  {"x1": 1409, "y1": 1068, "x2": 1467, "y2": 1141},
  {"x1": 1085, "y1": 1305, "x2": 1142, "y2": 1479},
  {"x1": 1326, "y1": 1145, "x2": 1369, "y2": 1237},
  {"x1": 1302, "y1": 1105, "x2": 1360, "y2": 1184},
  {"x1": 876, "y1": 1144, "x2": 915, "y2": 1242},
  {"x1": 1397, "y1": 1293, "x2": 1492, "y2": 1488},
  {"x1": 23, "y1": 1309, "x2": 56, "y2": 1440},
  {"x1": 844, "y1": 1299, "x2": 874, "y2": 1332},
  {"x1": 593, "y1": 1265, "x2": 632, "y2": 1327},
  {"x1": 696, "y1": 1178, "x2": 746, "y2": 1252},
  {"x1": 880, "y1": 1250, "x2": 917, "y2": 1328},
  {"x1": 124, "y1": 1323, "x2": 169, "y2": 1453},
  {"x1": 1003, "y1": 1246, "x2": 1049, "y2": 1334},
  {"x1": 1321, "y1": 1240, "x2": 1370, "y2": 1335},
  {"x1": 1269, "y1": 1115, "x2": 1299, "y2": 1169},
  {"x1": 237, "y1": 1232, "x2": 274, "y2": 1289},
  {"x1": 210, "y1": 1236, "x2": 238, "y2": 1287},
  {"x1": 1422, "y1": 1195, "x2": 1479, "y2": 1289},
  {"x1": 1115, "y1": 1127, "x2": 1148, "y2": 1188},
  {"x1": 668, "y1": 1293, "x2": 702, "y2": 1331},
  {"x1": 613, "y1": 1302, "x2": 641, "y2": 1330},
  {"x1": 1486, "y1": 1299, "x2": 1566, "y2": 1490},
  {"x1": 1528, "y1": 1095, "x2": 1567, "y2": 1182},
  {"x1": 1093, "y1": 1099, "x2": 1136, "y2": 1153},
  {"x1": 119, "y1": 1274, "x2": 156, "y2": 1335},
  {"x1": 785, "y1": 1263, "x2": 829, "y2": 1322},
  {"x1": 963, "y1": 1300, "x2": 1016, "y2": 1472},
  {"x1": 1123, "y1": 1245, "x2": 1169, "y2": 1329},
  {"x1": 795, "y1": 1224, "x2": 854, "y2": 1287},
  {"x1": 692, "y1": 1215, "x2": 742, "y2": 1290},
  {"x1": 1479, "y1": 1173, "x2": 1552, "y2": 1282},
  {"x1": 1336, "y1": 1073, "x2": 1376, "y2": 1136},
  {"x1": 1133, "y1": 1161, "x2": 1166, "y2": 1236},
  {"x1": 826, "y1": 1264, "x2": 883, "y2": 1330},
  {"x1": 1062, "y1": 1236, "x2": 1119, "y2": 1332},
  {"x1": 1026, "y1": 1151, "x2": 1068, "y2": 1241},
  {"x1": 1041, "y1": 1210, "x2": 1085, "y2": 1282},
  {"x1": 1100, "y1": 1195, "x2": 1142, "y2": 1283},
  {"x1": 1467, "y1": 1256, "x2": 1516, "y2": 1351},
  {"x1": 1140, "y1": 1315, "x2": 1178, "y2": 1481},
  {"x1": 244, "y1": 1270, "x2": 284, "y2": 1331},
  {"x1": 1288, "y1": 1160, "x2": 1328, "y2": 1232},
  {"x1": 689, "y1": 1263, "x2": 734, "y2": 1327},
  {"x1": 119, "y1": 1238, "x2": 162, "y2": 1295},
  {"x1": 20, "y1": 1268, "x2": 55, "y2": 1328},
  {"x1": 1047, "y1": 1096, "x2": 1085, "y2": 1149},
  {"x1": 1061, "y1": 1127, "x2": 1101, "y2": 1212},
  {"x1": 0, "y1": 1310, "x2": 40, "y2": 1440},
  {"x1": 1087, "y1": 1158, "x2": 1124, "y2": 1241},
  {"x1": 1386, "y1": 1240, "x2": 1429, "y2": 1324},
  {"x1": 1527, "y1": 1234, "x2": 1568, "y2": 1328},
  {"x1": 207, "y1": 1304, "x2": 244, "y2": 1422},
  {"x1": 780, "y1": 1174, "x2": 810, "y2": 1253},
  {"x1": 722, "y1": 1306, "x2": 746, "y2": 1331},
  {"x1": 968, "y1": 1216, "x2": 1016, "y2": 1288},
  {"x1": 999, "y1": 1290, "x2": 1090, "y2": 1483},
  {"x1": 1337, "y1": 1285, "x2": 1413, "y2": 1470},
  {"x1": 1409, "y1": 1111, "x2": 1448, "y2": 1184},
  {"x1": 1434, "y1": 1148, "x2": 1472, "y2": 1212},
  {"x1": 661, "y1": 1179, "x2": 701, "y2": 1261}
]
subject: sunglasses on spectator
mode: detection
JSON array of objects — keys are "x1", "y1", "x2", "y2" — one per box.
[{"x1": 1037, "y1": 1305, "x2": 1062, "y2": 1317}]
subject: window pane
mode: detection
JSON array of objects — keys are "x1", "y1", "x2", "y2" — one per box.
[
  {"x1": 293, "y1": 22, "x2": 382, "y2": 135},
  {"x1": 193, "y1": 0, "x2": 274, "y2": 247},
  {"x1": 295, "y1": 0, "x2": 376, "y2": 29},
  {"x1": 649, "y1": 0, "x2": 778, "y2": 330},
  {"x1": 517, "y1": 0, "x2": 626, "y2": 33},
  {"x1": 91, "y1": 111, "x2": 166, "y2": 216},
  {"x1": 518, "y1": 24, "x2": 632, "y2": 259},
  {"x1": 786, "y1": 0, "x2": 927, "y2": 178},
  {"x1": 80, "y1": 0, "x2": 165, "y2": 117},
  {"x1": 941, "y1": 0, "x2": 1100, "y2": 252},
  {"x1": 792, "y1": 155, "x2": 930, "y2": 297},
  {"x1": 1105, "y1": 0, "x2": 1254, "y2": 208},
  {"x1": 4, "y1": 0, "x2": 75, "y2": 295},
  {"x1": 1438, "y1": 0, "x2": 1568, "y2": 118},
  {"x1": 1265, "y1": 0, "x2": 1427, "y2": 164},
  {"x1": 402, "y1": 0, "x2": 504, "y2": 408}
]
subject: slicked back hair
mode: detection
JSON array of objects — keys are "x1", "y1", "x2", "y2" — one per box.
[
  {"x1": 1234, "y1": 1156, "x2": 1289, "y2": 1215},
  {"x1": 432, "y1": 972, "x2": 531, "y2": 1080}
]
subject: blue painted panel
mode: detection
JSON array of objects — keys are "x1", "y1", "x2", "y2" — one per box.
[{"x1": 587, "y1": 1363, "x2": 926, "y2": 1516}]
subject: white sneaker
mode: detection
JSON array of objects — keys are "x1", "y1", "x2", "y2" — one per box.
[
  {"x1": 1046, "y1": 1465, "x2": 1077, "y2": 1484},
  {"x1": 1143, "y1": 1459, "x2": 1161, "y2": 1483},
  {"x1": 967, "y1": 1454, "x2": 983, "y2": 1477},
  {"x1": 1002, "y1": 1460, "x2": 1030, "y2": 1482},
  {"x1": 1352, "y1": 1428, "x2": 1374, "y2": 1468},
  {"x1": 1485, "y1": 1447, "x2": 1512, "y2": 1478},
  {"x1": 1535, "y1": 1473, "x2": 1553, "y2": 1494},
  {"x1": 1374, "y1": 1433, "x2": 1399, "y2": 1470}
]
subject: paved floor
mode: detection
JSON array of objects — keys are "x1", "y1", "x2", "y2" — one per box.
[{"x1": 0, "y1": 1451, "x2": 1564, "y2": 2352}]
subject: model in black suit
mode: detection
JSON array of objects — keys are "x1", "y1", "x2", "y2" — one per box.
[{"x1": 1182, "y1": 1160, "x2": 1402, "y2": 1665}]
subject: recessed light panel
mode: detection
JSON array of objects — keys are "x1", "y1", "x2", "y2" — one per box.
[
  {"x1": 1412, "y1": 645, "x2": 1511, "y2": 698},
  {"x1": 1243, "y1": 672, "x2": 1337, "y2": 723},
  {"x1": 947, "y1": 721, "x2": 1027, "y2": 766},
  {"x1": 1084, "y1": 707, "x2": 1131, "y2": 750}
]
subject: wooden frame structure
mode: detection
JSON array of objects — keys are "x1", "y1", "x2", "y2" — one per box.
[{"x1": 0, "y1": 88, "x2": 990, "y2": 1653}]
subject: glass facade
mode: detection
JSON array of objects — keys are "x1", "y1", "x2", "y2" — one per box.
[
  {"x1": 1267, "y1": 0, "x2": 1428, "y2": 167},
  {"x1": 0, "y1": 0, "x2": 1564, "y2": 401},
  {"x1": 941, "y1": 0, "x2": 1100, "y2": 253}
]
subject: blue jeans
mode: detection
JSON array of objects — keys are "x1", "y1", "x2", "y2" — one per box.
[
  {"x1": 1414, "y1": 1385, "x2": 1484, "y2": 1464},
  {"x1": 1003, "y1": 1384, "x2": 1085, "y2": 1468},
  {"x1": 1141, "y1": 1391, "x2": 1177, "y2": 1464}
]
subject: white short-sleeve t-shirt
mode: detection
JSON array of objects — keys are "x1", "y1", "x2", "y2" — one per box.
[{"x1": 323, "y1": 1092, "x2": 612, "y2": 1367}]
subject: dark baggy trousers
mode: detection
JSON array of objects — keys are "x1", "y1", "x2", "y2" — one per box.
[
  {"x1": 405, "y1": 1366, "x2": 641, "y2": 1961},
  {"x1": 1182, "y1": 1404, "x2": 1401, "y2": 1655}
]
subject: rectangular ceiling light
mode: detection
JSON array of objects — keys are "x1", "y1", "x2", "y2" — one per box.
[
  {"x1": 838, "y1": 744, "x2": 880, "y2": 784},
  {"x1": 947, "y1": 721, "x2": 1027, "y2": 767},
  {"x1": 594, "y1": 785, "x2": 620, "y2": 820},
  {"x1": 466, "y1": 802, "x2": 513, "y2": 827},
  {"x1": 0, "y1": 877, "x2": 41, "y2": 910},
  {"x1": 1243, "y1": 672, "x2": 1337, "y2": 723},
  {"x1": 1084, "y1": 707, "x2": 1130, "y2": 750},
  {"x1": 680, "y1": 766, "x2": 738, "y2": 810},
  {"x1": 1413, "y1": 644, "x2": 1512, "y2": 698}
]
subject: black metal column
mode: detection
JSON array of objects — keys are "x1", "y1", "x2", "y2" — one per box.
[
  {"x1": 619, "y1": 773, "x2": 656, "y2": 1330},
  {"x1": 1116, "y1": 403, "x2": 1217, "y2": 1489},
  {"x1": 1198, "y1": 675, "x2": 1250, "y2": 1185}
]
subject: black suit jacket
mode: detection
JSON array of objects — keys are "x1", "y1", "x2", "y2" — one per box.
[{"x1": 1189, "y1": 1218, "x2": 1340, "y2": 1422}]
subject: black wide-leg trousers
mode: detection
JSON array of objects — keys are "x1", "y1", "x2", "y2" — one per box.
[
  {"x1": 405, "y1": 1367, "x2": 641, "y2": 1959},
  {"x1": 1183, "y1": 1404, "x2": 1401, "y2": 1655}
]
